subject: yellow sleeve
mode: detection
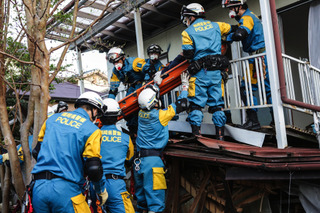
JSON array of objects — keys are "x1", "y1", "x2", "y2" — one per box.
[
  {"x1": 37, "y1": 121, "x2": 47, "y2": 142},
  {"x1": 126, "y1": 137, "x2": 134, "y2": 161},
  {"x1": 242, "y1": 16, "x2": 254, "y2": 31},
  {"x1": 217, "y1": 22, "x2": 231, "y2": 35},
  {"x1": 182, "y1": 31, "x2": 193, "y2": 46},
  {"x1": 132, "y1": 58, "x2": 146, "y2": 72},
  {"x1": 83, "y1": 129, "x2": 102, "y2": 158},
  {"x1": 159, "y1": 105, "x2": 176, "y2": 126},
  {"x1": 110, "y1": 73, "x2": 120, "y2": 83}
]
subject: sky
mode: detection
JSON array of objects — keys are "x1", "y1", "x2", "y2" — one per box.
[{"x1": 47, "y1": 40, "x2": 109, "y2": 77}]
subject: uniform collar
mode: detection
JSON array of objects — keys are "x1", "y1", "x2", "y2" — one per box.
[
  {"x1": 74, "y1": 108, "x2": 90, "y2": 120},
  {"x1": 101, "y1": 124, "x2": 117, "y2": 130}
]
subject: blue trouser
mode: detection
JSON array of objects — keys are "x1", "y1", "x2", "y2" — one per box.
[
  {"x1": 240, "y1": 55, "x2": 272, "y2": 112},
  {"x1": 104, "y1": 179, "x2": 134, "y2": 213},
  {"x1": 187, "y1": 69, "x2": 226, "y2": 127},
  {"x1": 134, "y1": 156, "x2": 166, "y2": 212},
  {"x1": 32, "y1": 178, "x2": 89, "y2": 213}
]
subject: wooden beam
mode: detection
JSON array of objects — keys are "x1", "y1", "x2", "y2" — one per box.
[
  {"x1": 188, "y1": 171, "x2": 211, "y2": 213},
  {"x1": 69, "y1": 0, "x2": 146, "y2": 49},
  {"x1": 112, "y1": 22, "x2": 135, "y2": 32},
  {"x1": 77, "y1": 10, "x2": 98, "y2": 20},
  {"x1": 141, "y1": 4, "x2": 179, "y2": 20},
  {"x1": 125, "y1": 11, "x2": 166, "y2": 29},
  {"x1": 101, "y1": 30, "x2": 135, "y2": 42}
]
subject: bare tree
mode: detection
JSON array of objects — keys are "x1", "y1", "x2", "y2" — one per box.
[{"x1": 0, "y1": 0, "x2": 114, "y2": 208}]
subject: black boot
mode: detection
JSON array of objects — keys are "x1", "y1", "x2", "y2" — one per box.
[
  {"x1": 191, "y1": 125, "x2": 201, "y2": 136},
  {"x1": 239, "y1": 110, "x2": 261, "y2": 130},
  {"x1": 215, "y1": 126, "x2": 224, "y2": 141},
  {"x1": 225, "y1": 110, "x2": 233, "y2": 124}
]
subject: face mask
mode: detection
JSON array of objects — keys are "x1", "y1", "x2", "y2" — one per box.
[
  {"x1": 150, "y1": 54, "x2": 159, "y2": 60},
  {"x1": 115, "y1": 63, "x2": 123, "y2": 71},
  {"x1": 229, "y1": 10, "x2": 236, "y2": 19}
]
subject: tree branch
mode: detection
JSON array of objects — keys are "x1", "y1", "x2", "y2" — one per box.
[
  {"x1": 0, "y1": 50, "x2": 44, "y2": 70},
  {"x1": 49, "y1": 0, "x2": 115, "y2": 54}
]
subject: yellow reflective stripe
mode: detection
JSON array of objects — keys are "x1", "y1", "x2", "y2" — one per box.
[
  {"x1": 152, "y1": 167, "x2": 167, "y2": 190},
  {"x1": 242, "y1": 16, "x2": 254, "y2": 31},
  {"x1": 159, "y1": 105, "x2": 176, "y2": 126},
  {"x1": 221, "y1": 80, "x2": 225, "y2": 98},
  {"x1": 126, "y1": 137, "x2": 134, "y2": 161},
  {"x1": 83, "y1": 129, "x2": 102, "y2": 158},
  {"x1": 217, "y1": 22, "x2": 231, "y2": 35},
  {"x1": 110, "y1": 73, "x2": 120, "y2": 82},
  {"x1": 18, "y1": 146, "x2": 24, "y2": 161},
  {"x1": 37, "y1": 120, "x2": 47, "y2": 142},
  {"x1": 71, "y1": 193, "x2": 91, "y2": 213},
  {"x1": 188, "y1": 77, "x2": 196, "y2": 97},
  {"x1": 120, "y1": 191, "x2": 135, "y2": 213},
  {"x1": 132, "y1": 58, "x2": 146, "y2": 72},
  {"x1": 182, "y1": 31, "x2": 193, "y2": 46}
]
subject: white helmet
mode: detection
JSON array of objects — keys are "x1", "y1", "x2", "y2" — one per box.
[
  {"x1": 107, "y1": 47, "x2": 125, "y2": 63},
  {"x1": 138, "y1": 85, "x2": 160, "y2": 110},
  {"x1": 222, "y1": 0, "x2": 246, "y2": 8},
  {"x1": 102, "y1": 98, "x2": 121, "y2": 116},
  {"x1": 74, "y1": 91, "x2": 103, "y2": 113},
  {"x1": 181, "y1": 3, "x2": 205, "y2": 18}
]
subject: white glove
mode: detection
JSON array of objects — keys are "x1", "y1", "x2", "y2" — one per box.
[
  {"x1": 153, "y1": 71, "x2": 162, "y2": 85},
  {"x1": 98, "y1": 188, "x2": 108, "y2": 206},
  {"x1": 2, "y1": 153, "x2": 9, "y2": 162},
  {"x1": 181, "y1": 71, "x2": 189, "y2": 90}
]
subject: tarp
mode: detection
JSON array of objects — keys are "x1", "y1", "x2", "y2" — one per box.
[{"x1": 308, "y1": 0, "x2": 320, "y2": 69}]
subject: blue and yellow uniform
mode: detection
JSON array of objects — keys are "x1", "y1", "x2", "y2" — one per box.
[
  {"x1": 109, "y1": 57, "x2": 147, "y2": 99},
  {"x1": 32, "y1": 109, "x2": 102, "y2": 213},
  {"x1": 143, "y1": 59, "x2": 164, "y2": 82},
  {"x1": 134, "y1": 90, "x2": 188, "y2": 212},
  {"x1": 182, "y1": 18, "x2": 232, "y2": 127},
  {"x1": 229, "y1": 9, "x2": 271, "y2": 110},
  {"x1": 94, "y1": 124, "x2": 135, "y2": 213}
]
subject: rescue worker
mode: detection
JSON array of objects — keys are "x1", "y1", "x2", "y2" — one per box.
[
  {"x1": 107, "y1": 47, "x2": 148, "y2": 136},
  {"x1": 180, "y1": 3, "x2": 234, "y2": 139},
  {"x1": 222, "y1": 0, "x2": 272, "y2": 130},
  {"x1": 134, "y1": 72, "x2": 189, "y2": 212},
  {"x1": 31, "y1": 92, "x2": 108, "y2": 213},
  {"x1": 55, "y1": 100, "x2": 69, "y2": 113},
  {"x1": 144, "y1": 44, "x2": 165, "y2": 82},
  {"x1": 95, "y1": 98, "x2": 135, "y2": 213}
]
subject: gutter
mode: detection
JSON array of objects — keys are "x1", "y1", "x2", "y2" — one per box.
[{"x1": 269, "y1": 0, "x2": 320, "y2": 112}]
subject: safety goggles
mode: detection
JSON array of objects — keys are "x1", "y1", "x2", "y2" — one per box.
[{"x1": 108, "y1": 53, "x2": 121, "y2": 64}]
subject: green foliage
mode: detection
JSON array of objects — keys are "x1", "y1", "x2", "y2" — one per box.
[
  {"x1": 52, "y1": 11, "x2": 73, "y2": 25},
  {"x1": 5, "y1": 37, "x2": 31, "y2": 92}
]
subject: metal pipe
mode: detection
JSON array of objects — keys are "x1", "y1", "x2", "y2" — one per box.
[
  {"x1": 76, "y1": 46, "x2": 85, "y2": 94},
  {"x1": 269, "y1": 0, "x2": 320, "y2": 112},
  {"x1": 134, "y1": 8, "x2": 145, "y2": 58},
  {"x1": 261, "y1": 0, "x2": 287, "y2": 148}
]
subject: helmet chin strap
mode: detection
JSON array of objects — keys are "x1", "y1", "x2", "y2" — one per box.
[{"x1": 90, "y1": 108, "x2": 96, "y2": 122}]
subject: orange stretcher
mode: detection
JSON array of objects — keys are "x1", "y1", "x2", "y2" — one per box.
[{"x1": 118, "y1": 60, "x2": 189, "y2": 120}]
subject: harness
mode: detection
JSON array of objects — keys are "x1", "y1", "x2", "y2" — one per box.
[
  {"x1": 188, "y1": 54, "x2": 230, "y2": 75},
  {"x1": 33, "y1": 171, "x2": 61, "y2": 180},
  {"x1": 133, "y1": 149, "x2": 163, "y2": 171},
  {"x1": 105, "y1": 174, "x2": 125, "y2": 180},
  {"x1": 249, "y1": 47, "x2": 266, "y2": 55}
]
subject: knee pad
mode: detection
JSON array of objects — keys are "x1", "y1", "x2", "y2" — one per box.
[
  {"x1": 188, "y1": 102, "x2": 202, "y2": 113},
  {"x1": 84, "y1": 157, "x2": 103, "y2": 182},
  {"x1": 208, "y1": 106, "x2": 222, "y2": 114}
]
